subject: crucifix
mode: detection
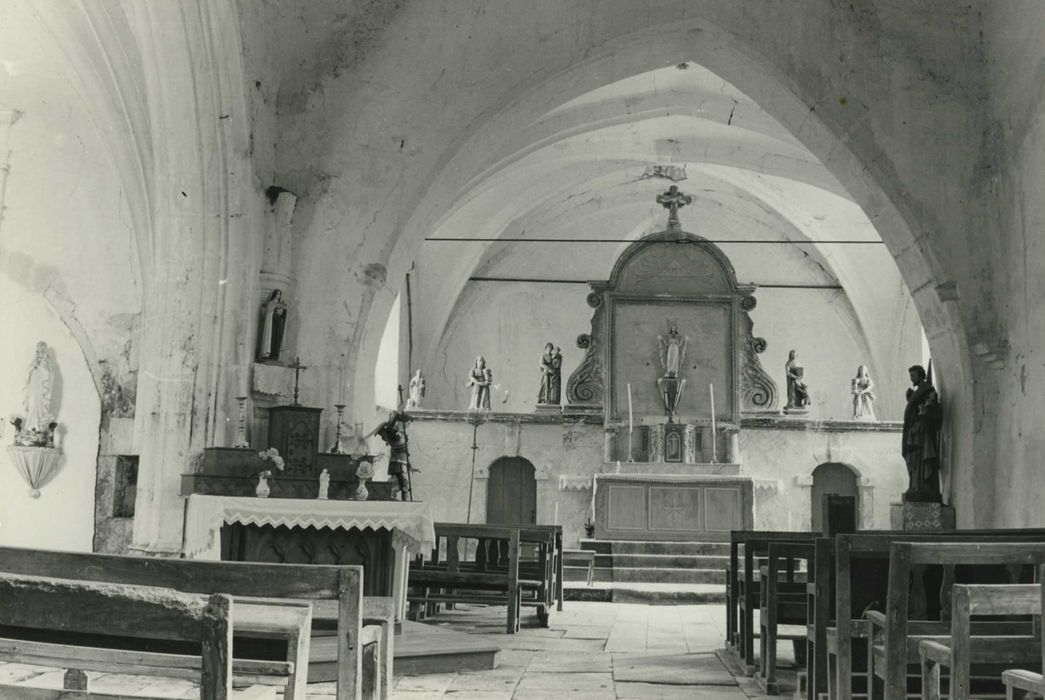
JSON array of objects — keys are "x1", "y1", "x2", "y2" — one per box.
[
  {"x1": 289, "y1": 356, "x2": 308, "y2": 405},
  {"x1": 656, "y1": 184, "x2": 694, "y2": 229}
]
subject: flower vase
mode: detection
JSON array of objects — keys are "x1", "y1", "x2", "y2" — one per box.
[{"x1": 255, "y1": 475, "x2": 270, "y2": 498}]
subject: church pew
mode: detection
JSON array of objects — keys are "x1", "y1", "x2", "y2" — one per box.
[
  {"x1": 918, "y1": 582, "x2": 1040, "y2": 700},
  {"x1": 728, "y1": 530, "x2": 816, "y2": 674},
  {"x1": 409, "y1": 523, "x2": 560, "y2": 630},
  {"x1": 1002, "y1": 569, "x2": 1045, "y2": 700},
  {"x1": 0, "y1": 546, "x2": 389, "y2": 700},
  {"x1": 409, "y1": 523, "x2": 560, "y2": 629},
  {"x1": 0, "y1": 573, "x2": 236, "y2": 699},
  {"x1": 757, "y1": 540, "x2": 815, "y2": 694},
  {"x1": 867, "y1": 541, "x2": 1045, "y2": 700},
  {"x1": 827, "y1": 530, "x2": 1045, "y2": 700}
]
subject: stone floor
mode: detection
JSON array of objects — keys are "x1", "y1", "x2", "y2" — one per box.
[{"x1": 0, "y1": 602, "x2": 772, "y2": 699}]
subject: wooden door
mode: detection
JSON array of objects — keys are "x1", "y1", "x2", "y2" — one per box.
[
  {"x1": 810, "y1": 462, "x2": 859, "y2": 532},
  {"x1": 487, "y1": 457, "x2": 537, "y2": 525}
]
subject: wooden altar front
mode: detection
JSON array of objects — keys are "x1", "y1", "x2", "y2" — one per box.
[
  {"x1": 182, "y1": 495, "x2": 436, "y2": 622},
  {"x1": 593, "y1": 473, "x2": 753, "y2": 542}
]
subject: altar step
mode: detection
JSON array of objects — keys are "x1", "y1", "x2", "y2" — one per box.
[{"x1": 564, "y1": 538, "x2": 729, "y2": 587}]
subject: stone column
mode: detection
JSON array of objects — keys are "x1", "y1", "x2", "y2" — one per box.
[{"x1": 127, "y1": 0, "x2": 260, "y2": 554}]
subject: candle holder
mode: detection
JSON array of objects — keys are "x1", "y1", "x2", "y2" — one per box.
[
  {"x1": 329, "y1": 404, "x2": 347, "y2": 454},
  {"x1": 231, "y1": 396, "x2": 250, "y2": 449}
]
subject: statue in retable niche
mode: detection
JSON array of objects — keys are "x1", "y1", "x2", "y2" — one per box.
[
  {"x1": 23, "y1": 341, "x2": 55, "y2": 434},
  {"x1": 406, "y1": 369, "x2": 425, "y2": 409},
  {"x1": 784, "y1": 349, "x2": 810, "y2": 410},
  {"x1": 538, "y1": 343, "x2": 561, "y2": 405},
  {"x1": 467, "y1": 356, "x2": 492, "y2": 410},
  {"x1": 851, "y1": 365, "x2": 877, "y2": 421},
  {"x1": 902, "y1": 364, "x2": 942, "y2": 503},
  {"x1": 658, "y1": 325, "x2": 687, "y2": 378},
  {"x1": 257, "y1": 289, "x2": 288, "y2": 362}
]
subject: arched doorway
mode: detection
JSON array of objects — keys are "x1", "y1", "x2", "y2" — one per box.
[
  {"x1": 486, "y1": 457, "x2": 537, "y2": 526},
  {"x1": 810, "y1": 463, "x2": 859, "y2": 532}
]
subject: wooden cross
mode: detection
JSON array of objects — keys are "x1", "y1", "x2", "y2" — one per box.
[
  {"x1": 656, "y1": 185, "x2": 694, "y2": 229},
  {"x1": 288, "y1": 356, "x2": 308, "y2": 405}
]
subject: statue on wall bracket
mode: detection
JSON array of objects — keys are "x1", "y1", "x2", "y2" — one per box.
[{"x1": 657, "y1": 324, "x2": 688, "y2": 423}]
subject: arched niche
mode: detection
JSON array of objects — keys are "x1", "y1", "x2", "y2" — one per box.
[{"x1": 566, "y1": 230, "x2": 777, "y2": 425}]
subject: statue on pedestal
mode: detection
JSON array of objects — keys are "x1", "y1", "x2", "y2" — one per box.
[
  {"x1": 467, "y1": 356, "x2": 492, "y2": 410},
  {"x1": 851, "y1": 365, "x2": 877, "y2": 421},
  {"x1": 902, "y1": 365, "x2": 942, "y2": 503},
  {"x1": 657, "y1": 325, "x2": 688, "y2": 422},
  {"x1": 784, "y1": 350, "x2": 810, "y2": 412},
  {"x1": 406, "y1": 370, "x2": 425, "y2": 409},
  {"x1": 257, "y1": 289, "x2": 288, "y2": 362},
  {"x1": 12, "y1": 341, "x2": 59, "y2": 448},
  {"x1": 538, "y1": 343, "x2": 561, "y2": 405}
]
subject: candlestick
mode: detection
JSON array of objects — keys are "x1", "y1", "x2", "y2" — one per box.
[
  {"x1": 709, "y1": 383, "x2": 717, "y2": 464},
  {"x1": 232, "y1": 396, "x2": 250, "y2": 448},
  {"x1": 330, "y1": 404, "x2": 346, "y2": 454}
]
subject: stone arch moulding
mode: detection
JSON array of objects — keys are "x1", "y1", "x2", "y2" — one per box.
[
  {"x1": 564, "y1": 230, "x2": 777, "y2": 421},
  {"x1": 343, "y1": 15, "x2": 972, "y2": 515},
  {"x1": 797, "y1": 449, "x2": 876, "y2": 530}
]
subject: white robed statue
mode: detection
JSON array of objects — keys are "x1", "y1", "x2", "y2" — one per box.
[
  {"x1": 24, "y1": 341, "x2": 55, "y2": 432},
  {"x1": 658, "y1": 325, "x2": 687, "y2": 378},
  {"x1": 406, "y1": 370, "x2": 426, "y2": 409}
]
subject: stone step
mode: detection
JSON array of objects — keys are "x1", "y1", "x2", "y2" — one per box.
[
  {"x1": 592, "y1": 553, "x2": 729, "y2": 569},
  {"x1": 580, "y1": 538, "x2": 730, "y2": 556},
  {"x1": 564, "y1": 565, "x2": 725, "y2": 584}
]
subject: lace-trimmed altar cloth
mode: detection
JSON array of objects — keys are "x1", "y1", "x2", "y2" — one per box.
[{"x1": 183, "y1": 494, "x2": 436, "y2": 560}]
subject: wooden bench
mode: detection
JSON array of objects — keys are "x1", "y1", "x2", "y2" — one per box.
[
  {"x1": 0, "y1": 573, "x2": 237, "y2": 699},
  {"x1": 728, "y1": 530, "x2": 817, "y2": 673},
  {"x1": 867, "y1": 541, "x2": 1045, "y2": 700},
  {"x1": 1002, "y1": 572, "x2": 1045, "y2": 700},
  {"x1": 408, "y1": 523, "x2": 562, "y2": 633},
  {"x1": 564, "y1": 549, "x2": 596, "y2": 586},
  {"x1": 0, "y1": 546, "x2": 391, "y2": 700},
  {"x1": 919, "y1": 582, "x2": 1040, "y2": 700},
  {"x1": 823, "y1": 532, "x2": 1045, "y2": 700},
  {"x1": 758, "y1": 540, "x2": 815, "y2": 694}
]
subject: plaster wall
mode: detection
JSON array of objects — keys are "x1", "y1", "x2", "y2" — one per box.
[
  {"x1": 0, "y1": 3, "x2": 142, "y2": 552},
  {"x1": 0, "y1": 276, "x2": 101, "y2": 552},
  {"x1": 403, "y1": 414, "x2": 905, "y2": 547},
  {"x1": 425, "y1": 280, "x2": 920, "y2": 422},
  {"x1": 981, "y1": 3, "x2": 1045, "y2": 528}
]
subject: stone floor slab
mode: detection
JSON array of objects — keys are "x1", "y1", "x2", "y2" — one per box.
[{"x1": 612, "y1": 652, "x2": 736, "y2": 686}]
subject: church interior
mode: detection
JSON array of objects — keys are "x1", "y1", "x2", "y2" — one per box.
[{"x1": 0, "y1": 1, "x2": 1043, "y2": 698}]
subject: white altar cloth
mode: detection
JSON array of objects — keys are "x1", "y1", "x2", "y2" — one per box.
[{"x1": 182, "y1": 495, "x2": 437, "y2": 560}]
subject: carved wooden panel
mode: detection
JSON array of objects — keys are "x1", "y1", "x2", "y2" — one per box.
[
  {"x1": 220, "y1": 523, "x2": 393, "y2": 596},
  {"x1": 607, "y1": 486, "x2": 646, "y2": 530},
  {"x1": 648, "y1": 487, "x2": 701, "y2": 531},
  {"x1": 703, "y1": 487, "x2": 743, "y2": 533}
]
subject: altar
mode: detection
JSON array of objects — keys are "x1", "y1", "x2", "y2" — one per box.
[
  {"x1": 182, "y1": 494, "x2": 436, "y2": 623},
  {"x1": 593, "y1": 472, "x2": 753, "y2": 541}
]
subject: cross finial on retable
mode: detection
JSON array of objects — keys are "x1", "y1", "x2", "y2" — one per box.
[
  {"x1": 288, "y1": 356, "x2": 308, "y2": 405},
  {"x1": 656, "y1": 185, "x2": 694, "y2": 230}
]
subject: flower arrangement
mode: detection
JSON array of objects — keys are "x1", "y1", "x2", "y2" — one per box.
[
  {"x1": 355, "y1": 460, "x2": 375, "y2": 480},
  {"x1": 257, "y1": 447, "x2": 285, "y2": 472}
]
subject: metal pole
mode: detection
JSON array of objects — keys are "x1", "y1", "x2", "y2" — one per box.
[{"x1": 466, "y1": 418, "x2": 480, "y2": 523}]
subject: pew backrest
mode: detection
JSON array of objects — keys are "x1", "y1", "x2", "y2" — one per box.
[
  {"x1": 881, "y1": 541, "x2": 1045, "y2": 700},
  {"x1": 0, "y1": 546, "x2": 372, "y2": 700},
  {"x1": 0, "y1": 573, "x2": 233, "y2": 699}
]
